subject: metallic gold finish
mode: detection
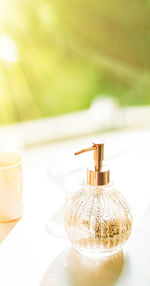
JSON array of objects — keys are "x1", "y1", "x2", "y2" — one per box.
[
  {"x1": 75, "y1": 142, "x2": 110, "y2": 186},
  {"x1": 74, "y1": 146, "x2": 95, "y2": 155},
  {"x1": 87, "y1": 169, "x2": 110, "y2": 186}
]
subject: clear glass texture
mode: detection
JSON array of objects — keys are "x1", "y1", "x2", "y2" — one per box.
[
  {"x1": 0, "y1": 151, "x2": 23, "y2": 222},
  {"x1": 64, "y1": 183, "x2": 132, "y2": 258}
]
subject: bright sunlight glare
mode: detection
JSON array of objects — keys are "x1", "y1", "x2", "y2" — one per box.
[{"x1": 0, "y1": 35, "x2": 19, "y2": 63}]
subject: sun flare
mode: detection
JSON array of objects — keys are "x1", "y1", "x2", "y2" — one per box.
[{"x1": 0, "y1": 35, "x2": 19, "y2": 63}]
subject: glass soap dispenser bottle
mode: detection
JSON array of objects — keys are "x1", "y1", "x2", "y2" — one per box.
[{"x1": 64, "y1": 142, "x2": 133, "y2": 257}]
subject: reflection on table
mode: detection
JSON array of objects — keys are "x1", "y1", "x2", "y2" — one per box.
[
  {"x1": 0, "y1": 219, "x2": 20, "y2": 243},
  {"x1": 41, "y1": 248, "x2": 124, "y2": 286}
]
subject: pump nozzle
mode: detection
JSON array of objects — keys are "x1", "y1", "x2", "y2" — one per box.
[{"x1": 75, "y1": 142, "x2": 110, "y2": 186}]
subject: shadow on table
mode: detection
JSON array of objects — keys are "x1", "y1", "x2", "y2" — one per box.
[
  {"x1": 0, "y1": 219, "x2": 20, "y2": 243},
  {"x1": 40, "y1": 248, "x2": 124, "y2": 286}
]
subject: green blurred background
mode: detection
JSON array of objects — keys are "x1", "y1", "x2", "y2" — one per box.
[{"x1": 0, "y1": 0, "x2": 150, "y2": 125}]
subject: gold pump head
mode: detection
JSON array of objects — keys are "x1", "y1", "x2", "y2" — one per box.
[{"x1": 75, "y1": 142, "x2": 110, "y2": 186}]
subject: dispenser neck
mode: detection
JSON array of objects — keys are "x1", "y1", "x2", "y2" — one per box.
[{"x1": 93, "y1": 143, "x2": 104, "y2": 172}]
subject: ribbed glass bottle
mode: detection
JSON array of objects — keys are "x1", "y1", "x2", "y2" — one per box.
[{"x1": 64, "y1": 183, "x2": 132, "y2": 257}]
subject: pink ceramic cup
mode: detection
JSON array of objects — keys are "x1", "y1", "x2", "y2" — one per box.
[{"x1": 0, "y1": 151, "x2": 23, "y2": 223}]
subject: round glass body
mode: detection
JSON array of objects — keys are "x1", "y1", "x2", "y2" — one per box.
[{"x1": 64, "y1": 183, "x2": 132, "y2": 258}]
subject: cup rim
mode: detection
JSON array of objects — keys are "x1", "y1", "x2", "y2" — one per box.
[{"x1": 0, "y1": 152, "x2": 23, "y2": 170}]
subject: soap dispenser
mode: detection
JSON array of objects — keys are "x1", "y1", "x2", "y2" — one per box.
[{"x1": 64, "y1": 142, "x2": 132, "y2": 257}]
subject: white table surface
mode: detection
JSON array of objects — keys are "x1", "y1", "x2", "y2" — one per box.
[{"x1": 0, "y1": 128, "x2": 150, "y2": 286}]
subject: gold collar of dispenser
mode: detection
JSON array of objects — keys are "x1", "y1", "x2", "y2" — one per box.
[{"x1": 75, "y1": 142, "x2": 110, "y2": 186}]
